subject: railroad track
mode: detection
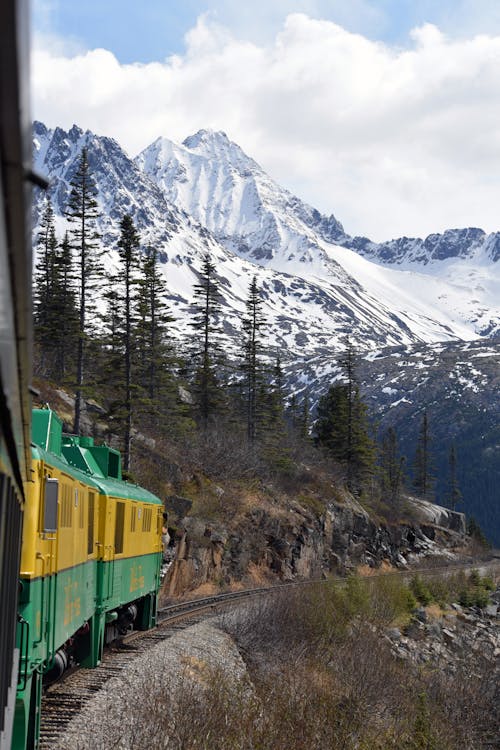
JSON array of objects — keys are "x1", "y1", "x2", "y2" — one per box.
[{"x1": 39, "y1": 559, "x2": 500, "y2": 748}]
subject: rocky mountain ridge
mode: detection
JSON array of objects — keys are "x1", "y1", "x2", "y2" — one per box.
[
  {"x1": 136, "y1": 126, "x2": 500, "y2": 339},
  {"x1": 34, "y1": 121, "x2": 500, "y2": 356}
]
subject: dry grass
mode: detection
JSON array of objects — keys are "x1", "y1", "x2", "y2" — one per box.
[{"x1": 65, "y1": 577, "x2": 498, "y2": 750}]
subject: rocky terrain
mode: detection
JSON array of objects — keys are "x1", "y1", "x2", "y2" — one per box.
[
  {"x1": 50, "y1": 620, "x2": 250, "y2": 750},
  {"x1": 163, "y1": 492, "x2": 468, "y2": 599},
  {"x1": 387, "y1": 587, "x2": 500, "y2": 670}
]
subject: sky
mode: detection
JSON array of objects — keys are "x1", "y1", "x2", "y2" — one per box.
[{"x1": 32, "y1": 1, "x2": 500, "y2": 241}]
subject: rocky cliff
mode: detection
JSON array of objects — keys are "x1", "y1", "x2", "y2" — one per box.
[{"x1": 164, "y1": 494, "x2": 467, "y2": 598}]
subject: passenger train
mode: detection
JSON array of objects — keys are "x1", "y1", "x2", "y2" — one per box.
[
  {"x1": 13, "y1": 409, "x2": 164, "y2": 749},
  {"x1": 1, "y1": 4, "x2": 165, "y2": 748}
]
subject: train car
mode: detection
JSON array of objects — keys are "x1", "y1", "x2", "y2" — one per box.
[
  {"x1": 13, "y1": 409, "x2": 164, "y2": 750},
  {"x1": 0, "y1": 1, "x2": 34, "y2": 748}
]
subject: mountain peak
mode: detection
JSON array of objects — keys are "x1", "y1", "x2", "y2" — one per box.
[
  {"x1": 182, "y1": 129, "x2": 229, "y2": 149},
  {"x1": 180, "y1": 128, "x2": 260, "y2": 174}
]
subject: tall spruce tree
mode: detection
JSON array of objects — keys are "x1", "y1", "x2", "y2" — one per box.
[
  {"x1": 66, "y1": 147, "x2": 101, "y2": 434},
  {"x1": 115, "y1": 214, "x2": 141, "y2": 471},
  {"x1": 446, "y1": 443, "x2": 462, "y2": 510},
  {"x1": 378, "y1": 426, "x2": 406, "y2": 507},
  {"x1": 34, "y1": 208, "x2": 78, "y2": 379},
  {"x1": 36, "y1": 197, "x2": 56, "y2": 294},
  {"x1": 136, "y1": 247, "x2": 178, "y2": 425},
  {"x1": 413, "y1": 410, "x2": 435, "y2": 499},
  {"x1": 51, "y1": 232, "x2": 79, "y2": 378},
  {"x1": 314, "y1": 340, "x2": 375, "y2": 493},
  {"x1": 338, "y1": 338, "x2": 357, "y2": 484},
  {"x1": 190, "y1": 252, "x2": 223, "y2": 429},
  {"x1": 288, "y1": 390, "x2": 311, "y2": 441},
  {"x1": 258, "y1": 355, "x2": 291, "y2": 470},
  {"x1": 299, "y1": 390, "x2": 311, "y2": 440},
  {"x1": 241, "y1": 276, "x2": 266, "y2": 443},
  {"x1": 34, "y1": 199, "x2": 59, "y2": 374}
]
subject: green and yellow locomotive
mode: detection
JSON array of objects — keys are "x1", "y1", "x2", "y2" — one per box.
[{"x1": 13, "y1": 409, "x2": 164, "y2": 749}]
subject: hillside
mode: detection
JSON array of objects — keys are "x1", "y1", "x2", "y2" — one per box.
[{"x1": 289, "y1": 338, "x2": 500, "y2": 544}]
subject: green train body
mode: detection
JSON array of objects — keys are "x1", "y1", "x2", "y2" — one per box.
[{"x1": 13, "y1": 409, "x2": 164, "y2": 749}]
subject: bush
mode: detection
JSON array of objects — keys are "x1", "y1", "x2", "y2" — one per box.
[
  {"x1": 410, "y1": 574, "x2": 433, "y2": 606},
  {"x1": 368, "y1": 575, "x2": 416, "y2": 625}
]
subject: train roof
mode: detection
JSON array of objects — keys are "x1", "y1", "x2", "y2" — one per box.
[{"x1": 31, "y1": 409, "x2": 162, "y2": 505}]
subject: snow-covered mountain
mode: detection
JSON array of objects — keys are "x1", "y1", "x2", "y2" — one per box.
[
  {"x1": 32, "y1": 121, "x2": 500, "y2": 542},
  {"x1": 136, "y1": 129, "x2": 500, "y2": 340},
  {"x1": 33, "y1": 121, "x2": 500, "y2": 354},
  {"x1": 33, "y1": 121, "x2": 493, "y2": 361}
]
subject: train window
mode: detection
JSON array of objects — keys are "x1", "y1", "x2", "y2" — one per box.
[
  {"x1": 60, "y1": 485, "x2": 73, "y2": 527},
  {"x1": 79, "y1": 490, "x2": 85, "y2": 529},
  {"x1": 87, "y1": 493, "x2": 95, "y2": 554},
  {"x1": 44, "y1": 478, "x2": 59, "y2": 532},
  {"x1": 142, "y1": 507, "x2": 152, "y2": 532},
  {"x1": 115, "y1": 502, "x2": 125, "y2": 554},
  {"x1": 130, "y1": 506, "x2": 136, "y2": 532}
]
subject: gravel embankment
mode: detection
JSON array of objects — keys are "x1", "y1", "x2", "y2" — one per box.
[{"x1": 53, "y1": 619, "x2": 249, "y2": 750}]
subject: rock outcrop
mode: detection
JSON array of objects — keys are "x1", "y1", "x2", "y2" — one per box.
[{"x1": 164, "y1": 495, "x2": 467, "y2": 598}]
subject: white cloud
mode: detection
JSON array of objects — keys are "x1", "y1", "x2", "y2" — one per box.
[{"x1": 32, "y1": 13, "x2": 500, "y2": 241}]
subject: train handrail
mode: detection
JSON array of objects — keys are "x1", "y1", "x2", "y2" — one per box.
[
  {"x1": 33, "y1": 553, "x2": 46, "y2": 647},
  {"x1": 16, "y1": 615, "x2": 29, "y2": 691}
]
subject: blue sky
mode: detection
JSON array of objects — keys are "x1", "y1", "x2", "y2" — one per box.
[
  {"x1": 32, "y1": 1, "x2": 500, "y2": 240},
  {"x1": 33, "y1": 0, "x2": 500, "y2": 64}
]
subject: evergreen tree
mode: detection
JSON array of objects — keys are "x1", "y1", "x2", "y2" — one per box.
[
  {"x1": 115, "y1": 214, "x2": 141, "y2": 471},
  {"x1": 338, "y1": 337, "x2": 357, "y2": 486},
  {"x1": 66, "y1": 147, "x2": 101, "y2": 434},
  {"x1": 135, "y1": 247, "x2": 180, "y2": 428},
  {"x1": 241, "y1": 276, "x2": 266, "y2": 443},
  {"x1": 378, "y1": 426, "x2": 406, "y2": 507},
  {"x1": 257, "y1": 362, "x2": 289, "y2": 470},
  {"x1": 34, "y1": 207, "x2": 79, "y2": 380},
  {"x1": 190, "y1": 252, "x2": 223, "y2": 428},
  {"x1": 34, "y1": 199, "x2": 59, "y2": 373},
  {"x1": 288, "y1": 390, "x2": 311, "y2": 441},
  {"x1": 288, "y1": 393, "x2": 298, "y2": 428},
  {"x1": 413, "y1": 411, "x2": 435, "y2": 499},
  {"x1": 51, "y1": 232, "x2": 79, "y2": 378},
  {"x1": 36, "y1": 197, "x2": 56, "y2": 294},
  {"x1": 466, "y1": 516, "x2": 490, "y2": 547},
  {"x1": 314, "y1": 340, "x2": 375, "y2": 493},
  {"x1": 446, "y1": 442, "x2": 462, "y2": 510},
  {"x1": 298, "y1": 389, "x2": 311, "y2": 440}
]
